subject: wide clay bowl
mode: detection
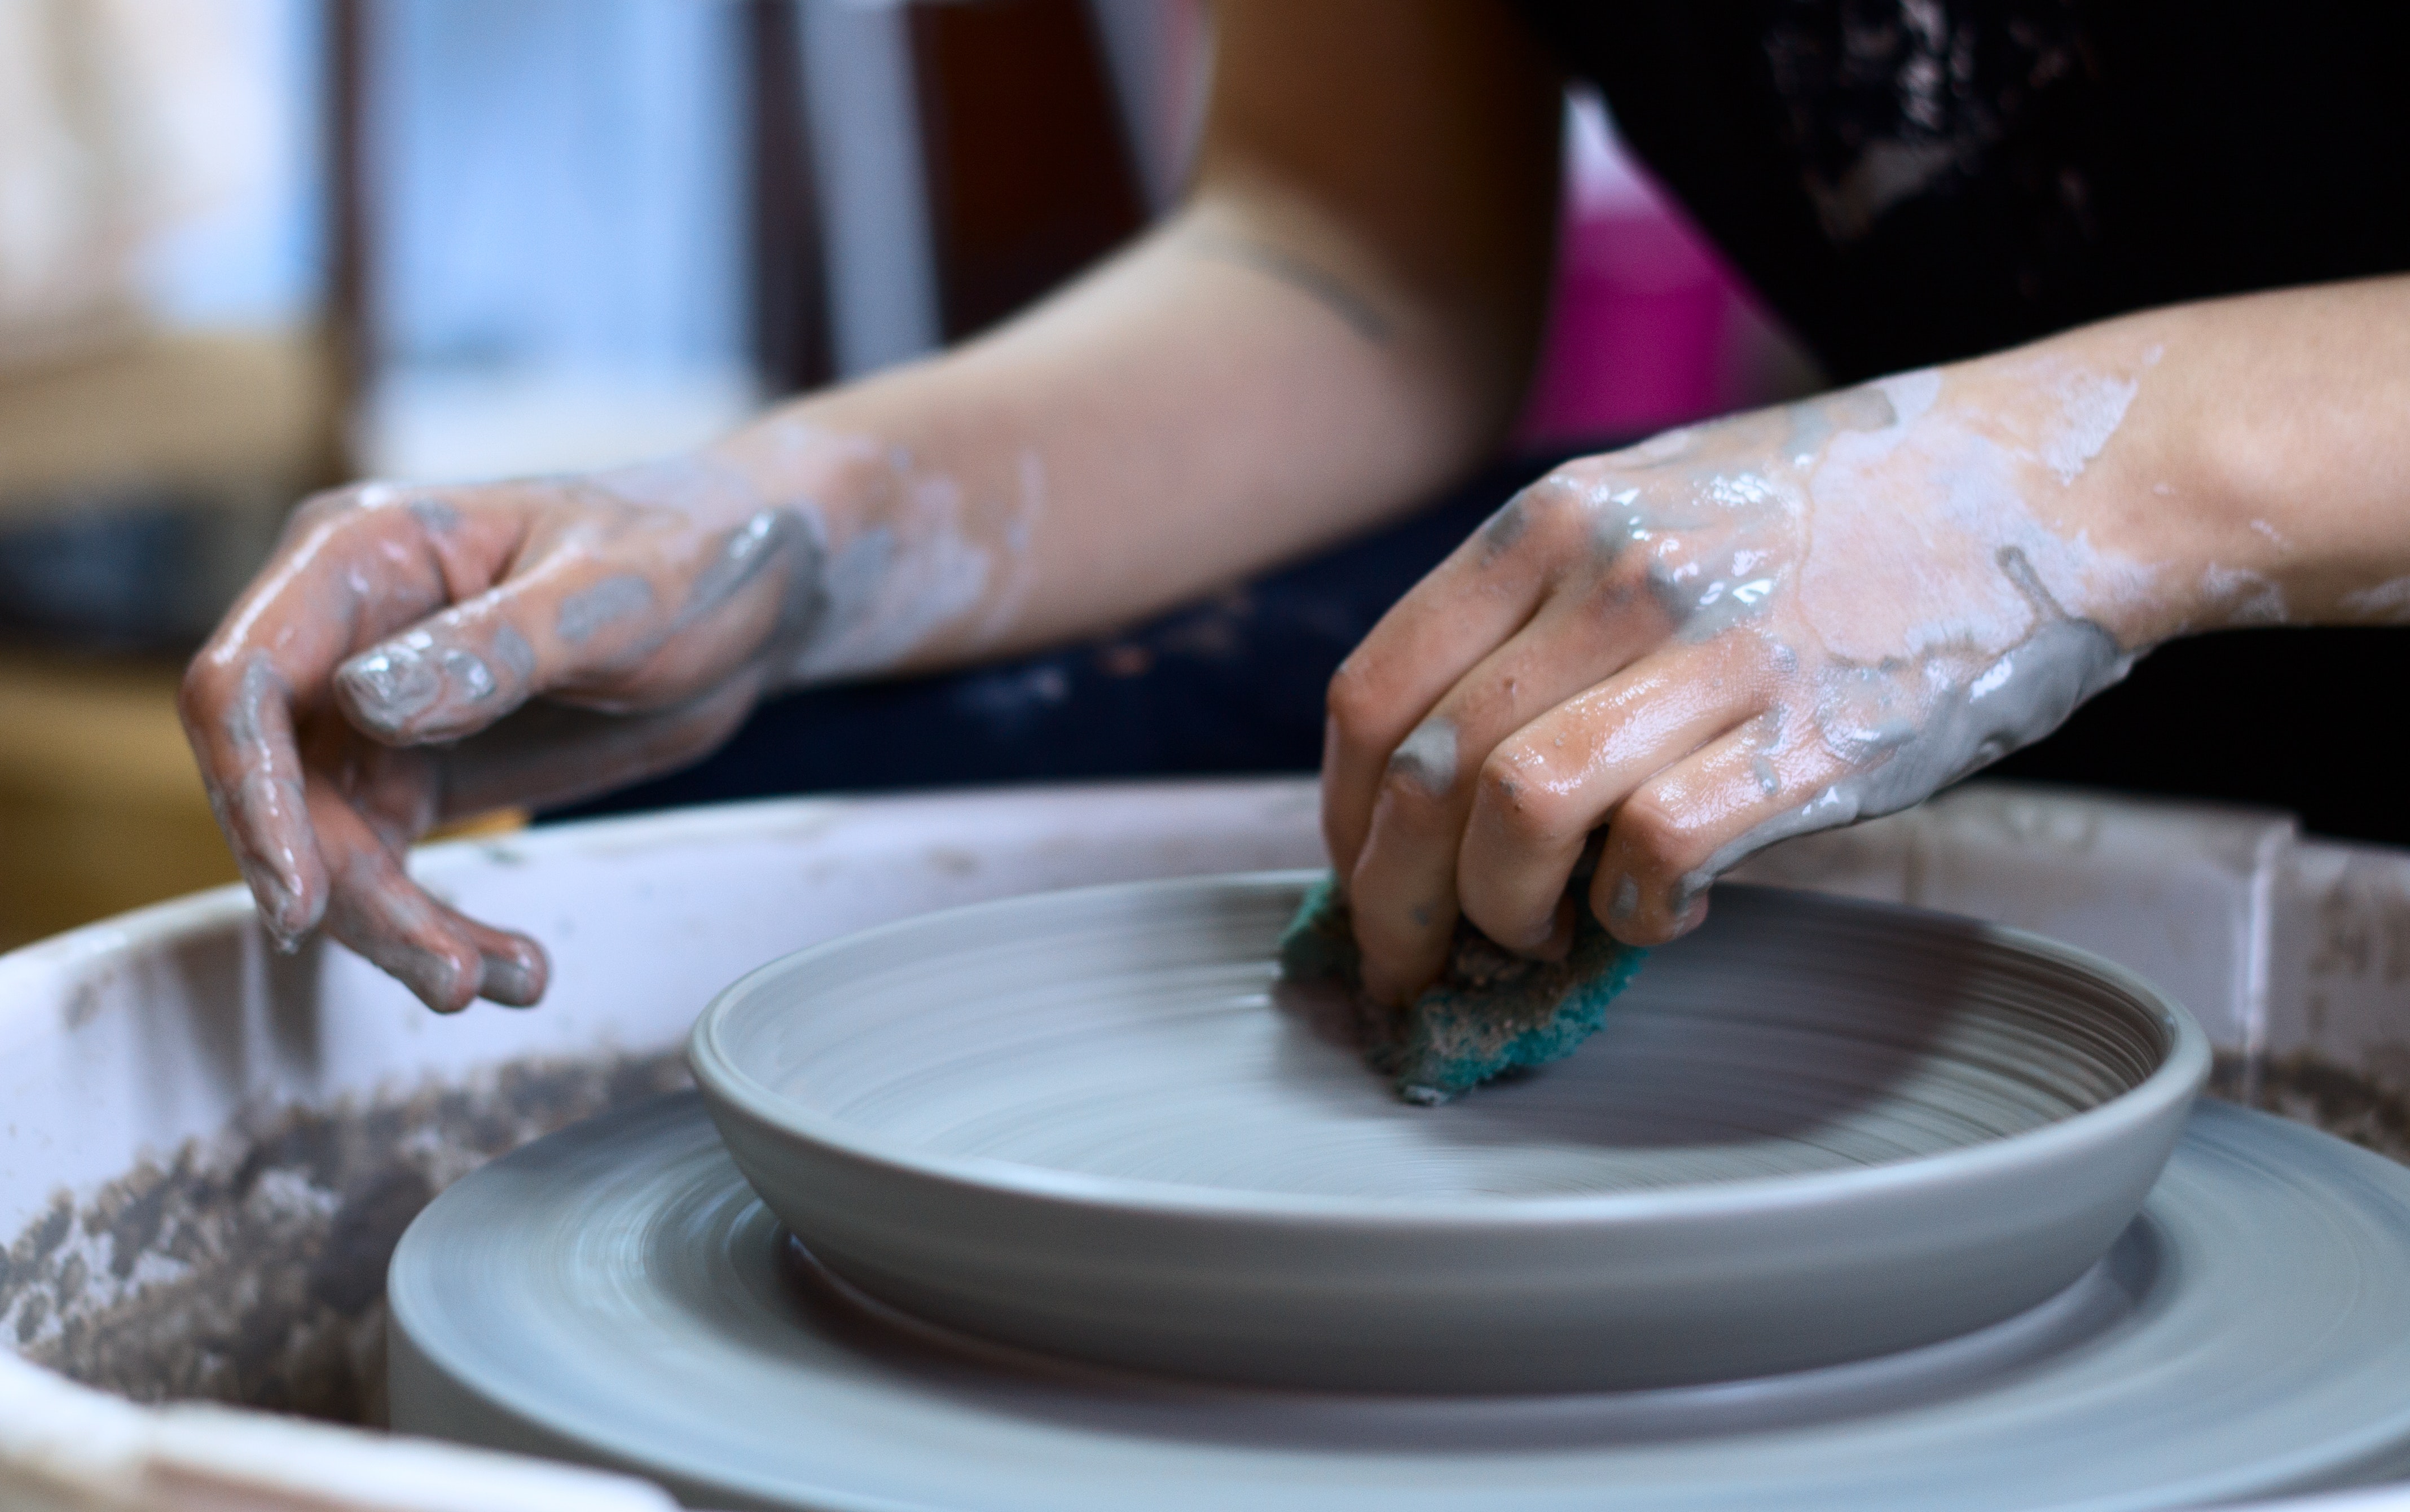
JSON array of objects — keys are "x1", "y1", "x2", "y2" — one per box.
[{"x1": 688, "y1": 874, "x2": 2207, "y2": 1394}]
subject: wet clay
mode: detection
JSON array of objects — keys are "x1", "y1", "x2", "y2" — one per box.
[{"x1": 0, "y1": 1051, "x2": 688, "y2": 1426}]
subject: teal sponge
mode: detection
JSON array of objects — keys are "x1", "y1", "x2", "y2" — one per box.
[{"x1": 1277, "y1": 874, "x2": 1648, "y2": 1105}]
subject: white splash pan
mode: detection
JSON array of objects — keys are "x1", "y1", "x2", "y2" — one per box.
[{"x1": 2, "y1": 776, "x2": 2406, "y2": 1512}]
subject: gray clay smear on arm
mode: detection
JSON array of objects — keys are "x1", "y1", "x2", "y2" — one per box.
[{"x1": 1277, "y1": 876, "x2": 1648, "y2": 1105}]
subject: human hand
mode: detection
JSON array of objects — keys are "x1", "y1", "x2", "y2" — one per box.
[
  {"x1": 181, "y1": 452, "x2": 825, "y2": 1013},
  {"x1": 1322, "y1": 354, "x2": 2181, "y2": 1004}
]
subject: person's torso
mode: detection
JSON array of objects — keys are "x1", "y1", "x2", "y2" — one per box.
[{"x1": 1520, "y1": 0, "x2": 2410, "y2": 381}]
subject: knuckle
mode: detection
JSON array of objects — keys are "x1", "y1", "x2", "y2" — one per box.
[
  {"x1": 1613, "y1": 792, "x2": 1711, "y2": 877},
  {"x1": 1323, "y1": 660, "x2": 1384, "y2": 743},
  {"x1": 1542, "y1": 455, "x2": 1616, "y2": 493},
  {"x1": 177, "y1": 658, "x2": 235, "y2": 729},
  {"x1": 1514, "y1": 475, "x2": 1594, "y2": 546},
  {"x1": 1488, "y1": 468, "x2": 1642, "y2": 582},
  {"x1": 177, "y1": 660, "x2": 218, "y2": 718},
  {"x1": 1374, "y1": 762, "x2": 1453, "y2": 825},
  {"x1": 1476, "y1": 750, "x2": 1578, "y2": 849},
  {"x1": 289, "y1": 484, "x2": 369, "y2": 528}
]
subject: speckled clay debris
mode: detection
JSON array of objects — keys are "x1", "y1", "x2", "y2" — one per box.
[{"x1": 1277, "y1": 875, "x2": 1648, "y2": 1104}]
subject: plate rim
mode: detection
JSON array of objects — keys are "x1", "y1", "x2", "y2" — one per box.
[{"x1": 687, "y1": 872, "x2": 2211, "y2": 1227}]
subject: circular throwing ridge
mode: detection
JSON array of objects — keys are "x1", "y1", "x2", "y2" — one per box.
[
  {"x1": 390, "y1": 1096, "x2": 2410, "y2": 1512},
  {"x1": 691, "y1": 876, "x2": 2209, "y2": 1392}
]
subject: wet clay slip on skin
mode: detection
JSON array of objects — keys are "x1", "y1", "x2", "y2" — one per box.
[{"x1": 687, "y1": 876, "x2": 2209, "y2": 1394}]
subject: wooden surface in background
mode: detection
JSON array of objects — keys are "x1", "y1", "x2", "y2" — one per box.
[
  {"x1": 0, "y1": 331, "x2": 341, "y2": 516},
  {"x1": 0, "y1": 653, "x2": 525, "y2": 951},
  {"x1": 0, "y1": 653, "x2": 236, "y2": 948}
]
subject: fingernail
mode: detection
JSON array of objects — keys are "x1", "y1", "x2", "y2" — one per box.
[
  {"x1": 404, "y1": 951, "x2": 472, "y2": 1014},
  {"x1": 338, "y1": 641, "x2": 441, "y2": 729},
  {"x1": 1607, "y1": 874, "x2": 1641, "y2": 922},
  {"x1": 478, "y1": 946, "x2": 547, "y2": 1007},
  {"x1": 241, "y1": 863, "x2": 309, "y2": 951},
  {"x1": 340, "y1": 640, "x2": 499, "y2": 736},
  {"x1": 1488, "y1": 907, "x2": 1568, "y2": 960}
]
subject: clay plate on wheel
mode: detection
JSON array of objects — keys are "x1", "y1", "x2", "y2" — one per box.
[{"x1": 688, "y1": 876, "x2": 2207, "y2": 1393}]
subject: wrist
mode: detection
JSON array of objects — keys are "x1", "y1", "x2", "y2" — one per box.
[
  {"x1": 2105, "y1": 324, "x2": 2315, "y2": 641},
  {"x1": 699, "y1": 402, "x2": 1033, "y2": 688},
  {"x1": 1943, "y1": 324, "x2": 2279, "y2": 649}
]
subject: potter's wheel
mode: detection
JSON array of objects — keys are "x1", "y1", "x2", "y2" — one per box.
[{"x1": 392, "y1": 1093, "x2": 2410, "y2": 1511}]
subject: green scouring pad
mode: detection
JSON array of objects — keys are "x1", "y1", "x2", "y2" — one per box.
[{"x1": 1276, "y1": 874, "x2": 1648, "y2": 1105}]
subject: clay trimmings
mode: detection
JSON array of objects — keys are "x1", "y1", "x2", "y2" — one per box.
[{"x1": 1277, "y1": 876, "x2": 1648, "y2": 1105}]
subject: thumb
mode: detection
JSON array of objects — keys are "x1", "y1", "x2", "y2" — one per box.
[{"x1": 333, "y1": 510, "x2": 797, "y2": 745}]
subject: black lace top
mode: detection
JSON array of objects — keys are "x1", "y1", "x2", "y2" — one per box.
[{"x1": 1517, "y1": 0, "x2": 2410, "y2": 381}]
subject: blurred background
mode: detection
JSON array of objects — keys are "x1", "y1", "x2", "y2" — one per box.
[{"x1": 0, "y1": 0, "x2": 1813, "y2": 949}]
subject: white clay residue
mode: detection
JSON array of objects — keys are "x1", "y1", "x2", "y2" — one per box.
[
  {"x1": 1388, "y1": 717, "x2": 1459, "y2": 794},
  {"x1": 2034, "y1": 364, "x2": 2140, "y2": 486},
  {"x1": 685, "y1": 420, "x2": 1049, "y2": 684},
  {"x1": 2198, "y1": 565, "x2": 2290, "y2": 627},
  {"x1": 969, "y1": 448, "x2": 1048, "y2": 648},
  {"x1": 797, "y1": 504, "x2": 989, "y2": 679},
  {"x1": 2341, "y1": 575, "x2": 2410, "y2": 624},
  {"x1": 1544, "y1": 350, "x2": 2159, "y2": 922}
]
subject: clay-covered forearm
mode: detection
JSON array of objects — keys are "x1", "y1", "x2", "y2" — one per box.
[{"x1": 2022, "y1": 274, "x2": 2410, "y2": 639}]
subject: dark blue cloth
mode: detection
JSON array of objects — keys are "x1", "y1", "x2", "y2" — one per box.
[{"x1": 550, "y1": 449, "x2": 1572, "y2": 816}]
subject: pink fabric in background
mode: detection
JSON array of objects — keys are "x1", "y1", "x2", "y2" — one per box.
[{"x1": 1514, "y1": 98, "x2": 1764, "y2": 448}]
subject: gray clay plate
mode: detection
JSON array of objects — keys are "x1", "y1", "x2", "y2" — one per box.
[
  {"x1": 389, "y1": 1092, "x2": 2410, "y2": 1511},
  {"x1": 687, "y1": 876, "x2": 2207, "y2": 1391}
]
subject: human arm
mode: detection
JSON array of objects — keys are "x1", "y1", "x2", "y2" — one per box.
[
  {"x1": 1323, "y1": 274, "x2": 2410, "y2": 1004},
  {"x1": 179, "y1": 0, "x2": 1565, "y2": 1010}
]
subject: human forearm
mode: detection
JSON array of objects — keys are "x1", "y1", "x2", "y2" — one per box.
[
  {"x1": 650, "y1": 0, "x2": 1561, "y2": 688},
  {"x1": 688, "y1": 197, "x2": 1519, "y2": 689},
  {"x1": 1929, "y1": 275, "x2": 2410, "y2": 648},
  {"x1": 179, "y1": 0, "x2": 1562, "y2": 1011}
]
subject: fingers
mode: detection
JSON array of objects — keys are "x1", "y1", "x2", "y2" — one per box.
[
  {"x1": 183, "y1": 652, "x2": 322, "y2": 945},
  {"x1": 1585, "y1": 718, "x2": 1852, "y2": 946},
  {"x1": 182, "y1": 486, "x2": 482, "y2": 943},
  {"x1": 333, "y1": 506, "x2": 806, "y2": 746},
  {"x1": 189, "y1": 471, "x2": 787, "y2": 1009},
  {"x1": 309, "y1": 780, "x2": 548, "y2": 1013},
  {"x1": 1445, "y1": 636, "x2": 1771, "y2": 956},
  {"x1": 298, "y1": 675, "x2": 757, "y2": 1013},
  {"x1": 1322, "y1": 473, "x2": 1613, "y2": 877},
  {"x1": 1340, "y1": 593, "x2": 1673, "y2": 1005}
]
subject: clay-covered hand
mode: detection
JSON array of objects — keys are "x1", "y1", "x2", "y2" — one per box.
[
  {"x1": 1323, "y1": 351, "x2": 2184, "y2": 1004},
  {"x1": 181, "y1": 453, "x2": 825, "y2": 1013}
]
